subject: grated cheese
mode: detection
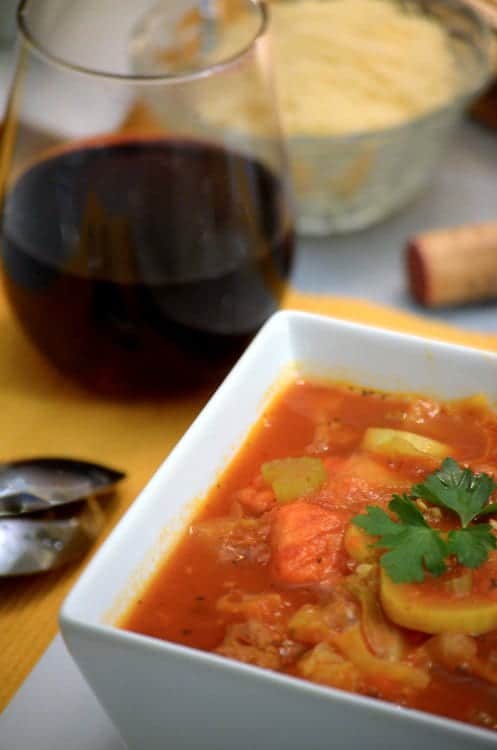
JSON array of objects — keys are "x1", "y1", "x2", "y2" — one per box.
[{"x1": 210, "y1": 0, "x2": 461, "y2": 136}]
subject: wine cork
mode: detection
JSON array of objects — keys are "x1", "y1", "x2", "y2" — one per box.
[{"x1": 406, "y1": 222, "x2": 497, "y2": 308}]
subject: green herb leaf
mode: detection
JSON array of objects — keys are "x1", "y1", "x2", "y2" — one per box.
[
  {"x1": 389, "y1": 493, "x2": 428, "y2": 527},
  {"x1": 380, "y1": 529, "x2": 448, "y2": 583},
  {"x1": 352, "y1": 495, "x2": 448, "y2": 583},
  {"x1": 412, "y1": 457, "x2": 497, "y2": 527},
  {"x1": 352, "y1": 504, "x2": 402, "y2": 537},
  {"x1": 448, "y1": 525, "x2": 497, "y2": 569},
  {"x1": 352, "y1": 458, "x2": 497, "y2": 583}
]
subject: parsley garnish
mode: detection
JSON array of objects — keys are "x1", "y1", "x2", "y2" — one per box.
[
  {"x1": 352, "y1": 458, "x2": 497, "y2": 583},
  {"x1": 447, "y1": 526, "x2": 496, "y2": 569},
  {"x1": 412, "y1": 458, "x2": 497, "y2": 528}
]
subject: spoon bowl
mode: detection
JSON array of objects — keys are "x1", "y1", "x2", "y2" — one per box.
[
  {"x1": 0, "y1": 457, "x2": 125, "y2": 517},
  {"x1": 0, "y1": 499, "x2": 104, "y2": 576}
]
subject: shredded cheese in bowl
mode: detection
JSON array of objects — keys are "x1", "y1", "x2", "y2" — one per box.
[
  {"x1": 212, "y1": 0, "x2": 489, "y2": 232},
  {"x1": 205, "y1": 0, "x2": 462, "y2": 136},
  {"x1": 130, "y1": 0, "x2": 491, "y2": 233}
]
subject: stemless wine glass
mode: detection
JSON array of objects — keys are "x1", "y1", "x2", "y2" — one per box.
[{"x1": 0, "y1": 0, "x2": 294, "y2": 395}]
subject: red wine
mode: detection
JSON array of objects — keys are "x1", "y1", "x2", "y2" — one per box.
[{"x1": 0, "y1": 137, "x2": 293, "y2": 394}]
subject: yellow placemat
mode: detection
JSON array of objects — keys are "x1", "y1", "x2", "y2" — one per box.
[{"x1": 1, "y1": 285, "x2": 497, "y2": 712}]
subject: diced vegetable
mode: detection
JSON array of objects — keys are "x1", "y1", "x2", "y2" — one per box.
[
  {"x1": 361, "y1": 427, "x2": 451, "y2": 459},
  {"x1": 297, "y1": 643, "x2": 361, "y2": 691},
  {"x1": 332, "y1": 625, "x2": 429, "y2": 690},
  {"x1": 347, "y1": 574, "x2": 406, "y2": 661},
  {"x1": 270, "y1": 501, "x2": 349, "y2": 585},
  {"x1": 288, "y1": 604, "x2": 331, "y2": 644},
  {"x1": 380, "y1": 569, "x2": 497, "y2": 635},
  {"x1": 289, "y1": 597, "x2": 358, "y2": 644},
  {"x1": 261, "y1": 457, "x2": 327, "y2": 503},
  {"x1": 344, "y1": 523, "x2": 377, "y2": 563},
  {"x1": 424, "y1": 633, "x2": 477, "y2": 670}
]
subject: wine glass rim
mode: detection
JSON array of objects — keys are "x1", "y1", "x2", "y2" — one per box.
[{"x1": 16, "y1": 0, "x2": 269, "y2": 83}]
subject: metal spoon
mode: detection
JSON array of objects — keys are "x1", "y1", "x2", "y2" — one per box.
[
  {"x1": 0, "y1": 457, "x2": 125, "y2": 517},
  {"x1": 0, "y1": 499, "x2": 104, "y2": 576}
]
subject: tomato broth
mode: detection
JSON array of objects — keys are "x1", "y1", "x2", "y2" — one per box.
[{"x1": 122, "y1": 380, "x2": 497, "y2": 731}]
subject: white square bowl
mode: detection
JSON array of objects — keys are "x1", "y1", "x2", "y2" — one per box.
[{"x1": 60, "y1": 311, "x2": 497, "y2": 750}]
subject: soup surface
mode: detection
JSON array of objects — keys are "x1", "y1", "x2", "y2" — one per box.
[{"x1": 122, "y1": 379, "x2": 497, "y2": 731}]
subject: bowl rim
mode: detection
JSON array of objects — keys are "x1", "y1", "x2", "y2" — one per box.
[
  {"x1": 60, "y1": 310, "x2": 497, "y2": 744},
  {"x1": 63, "y1": 613, "x2": 497, "y2": 744}
]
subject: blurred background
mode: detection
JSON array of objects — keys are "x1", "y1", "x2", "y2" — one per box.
[
  {"x1": 0, "y1": 0, "x2": 496, "y2": 332},
  {"x1": 0, "y1": 1, "x2": 16, "y2": 107}
]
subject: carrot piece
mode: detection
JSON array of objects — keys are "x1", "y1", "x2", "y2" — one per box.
[{"x1": 270, "y1": 501, "x2": 349, "y2": 585}]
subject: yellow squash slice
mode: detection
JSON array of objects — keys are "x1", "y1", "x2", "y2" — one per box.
[
  {"x1": 380, "y1": 569, "x2": 497, "y2": 635},
  {"x1": 361, "y1": 427, "x2": 451, "y2": 460}
]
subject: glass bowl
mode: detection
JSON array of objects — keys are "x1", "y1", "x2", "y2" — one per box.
[
  {"x1": 128, "y1": 0, "x2": 492, "y2": 236},
  {"x1": 276, "y1": 0, "x2": 493, "y2": 235}
]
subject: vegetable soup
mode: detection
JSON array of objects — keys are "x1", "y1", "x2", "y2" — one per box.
[{"x1": 121, "y1": 379, "x2": 497, "y2": 731}]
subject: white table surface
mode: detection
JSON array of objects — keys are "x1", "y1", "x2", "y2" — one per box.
[{"x1": 1, "y1": 45, "x2": 497, "y2": 749}]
